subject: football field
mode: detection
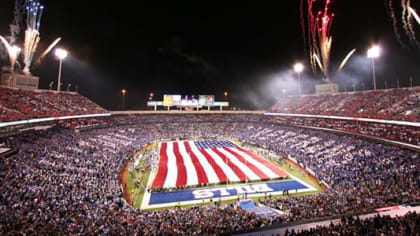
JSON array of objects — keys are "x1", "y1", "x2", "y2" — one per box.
[{"x1": 124, "y1": 140, "x2": 323, "y2": 210}]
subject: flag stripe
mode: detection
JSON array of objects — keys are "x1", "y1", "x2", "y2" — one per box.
[
  {"x1": 199, "y1": 149, "x2": 230, "y2": 183},
  {"x1": 163, "y1": 142, "x2": 178, "y2": 188},
  {"x1": 178, "y1": 141, "x2": 199, "y2": 186},
  {"x1": 152, "y1": 141, "x2": 288, "y2": 189},
  {"x1": 235, "y1": 146, "x2": 288, "y2": 178},
  {"x1": 227, "y1": 147, "x2": 279, "y2": 179},
  {"x1": 188, "y1": 141, "x2": 220, "y2": 184},
  {"x1": 152, "y1": 142, "x2": 168, "y2": 188},
  {"x1": 223, "y1": 147, "x2": 270, "y2": 180},
  {"x1": 214, "y1": 148, "x2": 260, "y2": 181},
  {"x1": 173, "y1": 142, "x2": 188, "y2": 187},
  {"x1": 218, "y1": 148, "x2": 261, "y2": 180},
  {"x1": 208, "y1": 148, "x2": 241, "y2": 182},
  {"x1": 184, "y1": 141, "x2": 208, "y2": 185}
]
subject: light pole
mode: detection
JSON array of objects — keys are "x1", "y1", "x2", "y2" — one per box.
[
  {"x1": 149, "y1": 92, "x2": 154, "y2": 101},
  {"x1": 294, "y1": 63, "x2": 304, "y2": 95},
  {"x1": 121, "y1": 89, "x2": 126, "y2": 110},
  {"x1": 55, "y1": 48, "x2": 68, "y2": 92},
  {"x1": 224, "y1": 91, "x2": 228, "y2": 101},
  {"x1": 367, "y1": 45, "x2": 380, "y2": 90}
]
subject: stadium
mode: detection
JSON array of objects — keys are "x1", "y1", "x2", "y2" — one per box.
[
  {"x1": 0, "y1": 86, "x2": 419, "y2": 235},
  {"x1": 1, "y1": 0, "x2": 420, "y2": 235}
]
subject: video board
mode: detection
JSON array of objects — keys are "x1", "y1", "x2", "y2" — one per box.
[
  {"x1": 180, "y1": 98, "x2": 199, "y2": 106},
  {"x1": 199, "y1": 95, "x2": 215, "y2": 106},
  {"x1": 163, "y1": 95, "x2": 181, "y2": 106},
  {"x1": 161, "y1": 94, "x2": 222, "y2": 107},
  {"x1": 147, "y1": 101, "x2": 163, "y2": 106}
]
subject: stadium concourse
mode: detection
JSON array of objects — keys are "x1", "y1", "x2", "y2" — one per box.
[{"x1": 0, "y1": 88, "x2": 419, "y2": 234}]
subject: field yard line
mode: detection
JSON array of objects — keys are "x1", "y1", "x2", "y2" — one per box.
[{"x1": 141, "y1": 169, "x2": 157, "y2": 209}]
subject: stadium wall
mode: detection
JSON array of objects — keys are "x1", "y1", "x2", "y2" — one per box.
[{"x1": 0, "y1": 113, "x2": 111, "y2": 128}]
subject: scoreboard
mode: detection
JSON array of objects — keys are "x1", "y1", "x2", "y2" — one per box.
[
  {"x1": 163, "y1": 95, "x2": 181, "y2": 106},
  {"x1": 199, "y1": 95, "x2": 214, "y2": 106},
  {"x1": 149, "y1": 94, "x2": 228, "y2": 110}
]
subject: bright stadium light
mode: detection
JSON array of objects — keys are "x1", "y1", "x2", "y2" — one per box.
[
  {"x1": 121, "y1": 89, "x2": 126, "y2": 110},
  {"x1": 55, "y1": 48, "x2": 68, "y2": 60},
  {"x1": 367, "y1": 45, "x2": 380, "y2": 90},
  {"x1": 294, "y1": 63, "x2": 304, "y2": 73},
  {"x1": 55, "y1": 48, "x2": 68, "y2": 92},
  {"x1": 367, "y1": 46, "x2": 380, "y2": 59},
  {"x1": 294, "y1": 63, "x2": 304, "y2": 94}
]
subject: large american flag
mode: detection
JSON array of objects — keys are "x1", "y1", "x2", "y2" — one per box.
[{"x1": 152, "y1": 140, "x2": 288, "y2": 189}]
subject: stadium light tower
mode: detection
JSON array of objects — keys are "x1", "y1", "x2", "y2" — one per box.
[
  {"x1": 367, "y1": 45, "x2": 380, "y2": 90},
  {"x1": 121, "y1": 89, "x2": 126, "y2": 110},
  {"x1": 55, "y1": 48, "x2": 68, "y2": 92},
  {"x1": 224, "y1": 91, "x2": 228, "y2": 101},
  {"x1": 294, "y1": 63, "x2": 304, "y2": 95}
]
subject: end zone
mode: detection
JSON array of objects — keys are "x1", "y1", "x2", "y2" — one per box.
[{"x1": 141, "y1": 177, "x2": 316, "y2": 209}]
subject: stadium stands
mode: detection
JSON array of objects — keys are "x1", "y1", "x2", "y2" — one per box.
[
  {"x1": 0, "y1": 84, "x2": 419, "y2": 234},
  {"x1": 282, "y1": 211, "x2": 419, "y2": 235},
  {"x1": 268, "y1": 116, "x2": 420, "y2": 146},
  {"x1": 270, "y1": 87, "x2": 420, "y2": 122},
  {"x1": 0, "y1": 115, "x2": 418, "y2": 234},
  {"x1": 0, "y1": 86, "x2": 107, "y2": 122}
]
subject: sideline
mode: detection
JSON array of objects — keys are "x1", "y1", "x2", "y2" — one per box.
[
  {"x1": 119, "y1": 143, "x2": 154, "y2": 207},
  {"x1": 118, "y1": 161, "x2": 133, "y2": 206}
]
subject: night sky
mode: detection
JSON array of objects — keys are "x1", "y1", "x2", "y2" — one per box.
[{"x1": 0, "y1": 1, "x2": 420, "y2": 110}]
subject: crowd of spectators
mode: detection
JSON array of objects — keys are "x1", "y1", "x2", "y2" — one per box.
[
  {"x1": 268, "y1": 116, "x2": 420, "y2": 146},
  {"x1": 0, "y1": 86, "x2": 107, "y2": 122},
  {"x1": 270, "y1": 87, "x2": 420, "y2": 122},
  {"x1": 283, "y1": 211, "x2": 419, "y2": 236},
  {"x1": 0, "y1": 114, "x2": 418, "y2": 234},
  {"x1": 243, "y1": 122, "x2": 419, "y2": 222}
]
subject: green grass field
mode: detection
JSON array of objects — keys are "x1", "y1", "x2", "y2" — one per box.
[{"x1": 124, "y1": 141, "x2": 324, "y2": 210}]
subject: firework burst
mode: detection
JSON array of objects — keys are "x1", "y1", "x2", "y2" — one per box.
[
  {"x1": 338, "y1": 49, "x2": 356, "y2": 71},
  {"x1": 8, "y1": 0, "x2": 26, "y2": 45},
  {"x1": 0, "y1": 35, "x2": 21, "y2": 72},
  {"x1": 35, "y1": 37, "x2": 61, "y2": 65},
  {"x1": 386, "y1": 0, "x2": 419, "y2": 48},
  {"x1": 409, "y1": 6, "x2": 420, "y2": 26},
  {"x1": 22, "y1": 0, "x2": 44, "y2": 75},
  {"x1": 301, "y1": 0, "x2": 356, "y2": 79},
  {"x1": 301, "y1": 0, "x2": 336, "y2": 81}
]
